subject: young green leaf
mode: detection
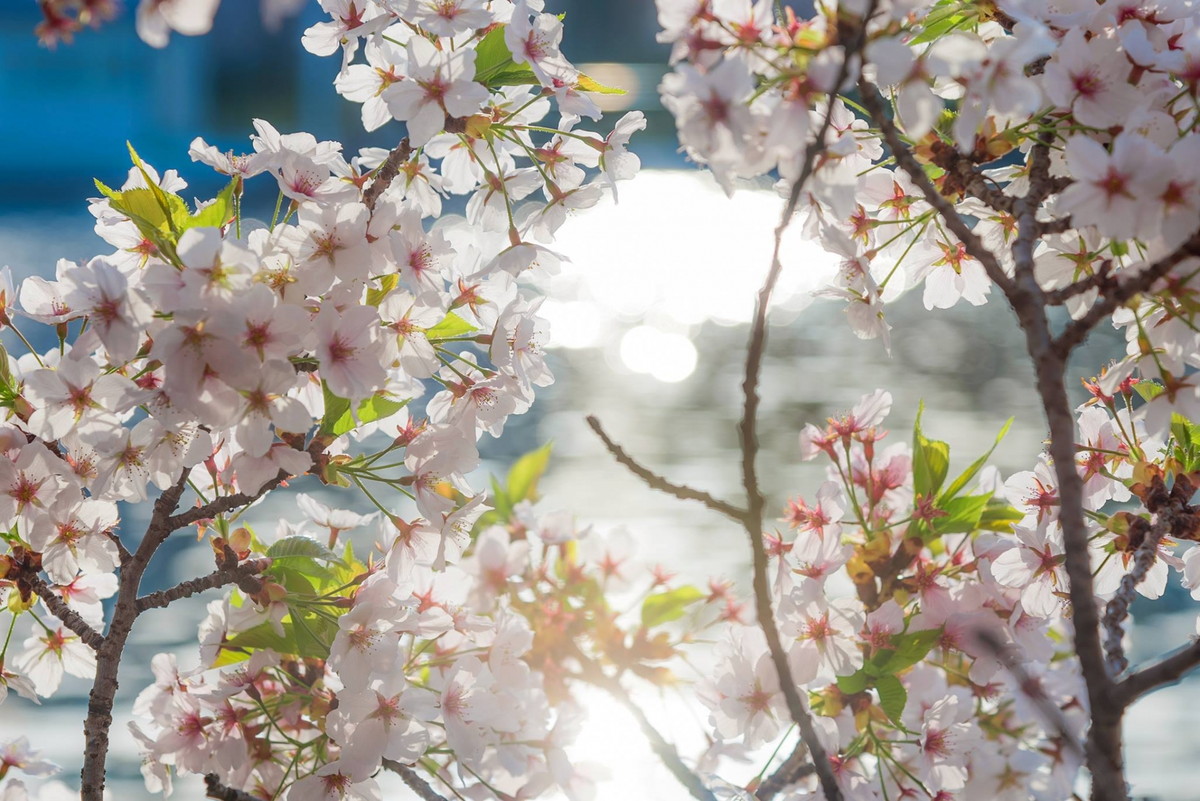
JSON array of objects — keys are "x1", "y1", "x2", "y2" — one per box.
[{"x1": 641, "y1": 585, "x2": 705, "y2": 628}]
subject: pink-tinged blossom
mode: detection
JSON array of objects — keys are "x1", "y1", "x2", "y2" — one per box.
[
  {"x1": 990, "y1": 523, "x2": 1070, "y2": 618},
  {"x1": 62, "y1": 257, "x2": 152, "y2": 364},
  {"x1": 385, "y1": 37, "x2": 490, "y2": 147},
  {"x1": 0, "y1": 738, "x2": 59, "y2": 778},
  {"x1": 135, "y1": 0, "x2": 219, "y2": 48},
  {"x1": 15, "y1": 621, "x2": 97, "y2": 696},
  {"x1": 1058, "y1": 133, "x2": 1169, "y2": 241},
  {"x1": 333, "y1": 28, "x2": 412, "y2": 132},
  {"x1": 288, "y1": 763, "x2": 382, "y2": 801},
  {"x1": 315, "y1": 304, "x2": 388, "y2": 403},
  {"x1": 917, "y1": 695, "x2": 979, "y2": 791},
  {"x1": 506, "y1": 0, "x2": 576, "y2": 87},
  {"x1": 227, "y1": 442, "x2": 313, "y2": 495},
  {"x1": 328, "y1": 672, "x2": 433, "y2": 777},
  {"x1": 1043, "y1": 29, "x2": 1142, "y2": 130},
  {"x1": 702, "y1": 626, "x2": 791, "y2": 748}
]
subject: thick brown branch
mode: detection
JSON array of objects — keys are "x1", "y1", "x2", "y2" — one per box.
[
  {"x1": 381, "y1": 760, "x2": 450, "y2": 801},
  {"x1": 81, "y1": 469, "x2": 192, "y2": 801},
  {"x1": 363, "y1": 138, "x2": 413, "y2": 213},
  {"x1": 204, "y1": 774, "x2": 267, "y2": 801},
  {"x1": 1116, "y1": 639, "x2": 1200, "y2": 706},
  {"x1": 136, "y1": 557, "x2": 271, "y2": 613},
  {"x1": 586, "y1": 415, "x2": 747, "y2": 523},
  {"x1": 27, "y1": 574, "x2": 104, "y2": 649}
]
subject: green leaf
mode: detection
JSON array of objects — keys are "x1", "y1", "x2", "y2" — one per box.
[
  {"x1": 127, "y1": 142, "x2": 184, "y2": 235},
  {"x1": 507, "y1": 442, "x2": 553, "y2": 504},
  {"x1": 1134, "y1": 380, "x2": 1164, "y2": 402},
  {"x1": 267, "y1": 535, "x2": 345, "y2": 565},
  {"x1": 214, "y1": 622, "x2": 299, "y2": 667},
  {"x1": 932, "y1": 493, "x2": 992, "y2": 535},
  {"x1": 641, "y1": 585, "x2": 705, "y2": 628},
  {"x1": 180, "y1": 178, "x2": 237, "y2": 231},
  {"x1": 425, "y1": 311, "x2": 478, "y2": 341},
  {"x1": 474, "y1": 25, "x2": 540, "y2": 89},
  {"x1": 576, "y1": 71, "x2": 627, "y2": 95},
  {"x1": 318, "y1": 384, "x2": 409, "y2": 437},
  {"x1": 912, "y1": 404, "x2": 950, "y2": 499},
  {"x1": 876, "y1": 628, "x2": 942, "y2": 675},
  {"x1": 876, "y1": 674, "x2": 908, "y2": 724},
  {"x1": 367, "y1": 273, "x2": 399, "y2": 307},
  {"x1": 940, "y1": 417, "x2": 1011, "y2": 502},
  {"x1": 977, "y1": 499, "x2": 1023, "y2": 533},
  {"x1": 837, "y1": 670, "x2": 870, "y2": 694}
]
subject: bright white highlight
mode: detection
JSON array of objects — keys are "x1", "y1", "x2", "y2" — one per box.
[
  {"x1": 546, "y1": 169, "x2": 837, "y2": 350},
  {"x1": 619, "y1": 325, "x2": 698, "y2": 382}
]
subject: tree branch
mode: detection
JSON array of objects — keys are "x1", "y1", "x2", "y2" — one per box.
[
  {"x1": 586, "y1": 415, "x2": 747, "y2": 523},
  {"x1": 363, "y1": 138, "x2": 413, "y2": 213},
  {"x1": 136, "y1": 557, "x2": 271, "y2": 613},
  {"x1": 1116, "y1": 638, "x2": 1200, "y2": 707},
  {"x1": 737, "y1": 13, "x2": 882, "y2": 801},
  {"x1": 755, "y1": 741, "x2": 816, "y2": 801},
  {"x1": 81, "y1": 469, "x2": 192, "y2": 801},
  {"x1": 1056, "y1": 230, "x2": 1200, "y2": 352},
  {"x1": 204, "y1": 774, "x2": 267, "y2": 801},
  {"x1": 381, "y1": 760, "x2": 450, "y2": 801},
  {"x1": 27, "y1": 574, "x2": 104, "y2": 650}
]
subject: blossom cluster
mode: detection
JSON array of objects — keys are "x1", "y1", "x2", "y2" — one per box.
[
  {"x1": 657, "y1": 0, "x2": 1200, "y2": 346},
  {"x1": 2, "y1": 0, "x2": 643, "y2": 798}
]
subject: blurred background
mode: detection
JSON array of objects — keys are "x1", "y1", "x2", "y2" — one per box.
[{"x1": 0, "y1": 2, "x2": 1194, "y2": 799}]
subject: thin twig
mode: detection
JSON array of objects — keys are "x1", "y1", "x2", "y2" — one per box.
[
  {"x1": 586, "y1": 415, "x2": 747, "y2": 523},
  {"x1": 1102, "y1": 520, "x2": 1165, "y2": 677},
  {"x1": 363, "y1": 138, "x2": 413, "y2": 212},
  {"x1": 103, "y1": 529, "x2": 132, "y2": 566},
  {"x1": 382, "y1": 759, "x2": 450, "y2": 801},
  {"x1": 738, "y1": 13, "x2": 881, "y2": 801}
]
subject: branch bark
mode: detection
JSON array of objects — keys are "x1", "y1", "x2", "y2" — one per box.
[
  {"x1": 27, "y1": 574, "x2": 104, "y2": 650},
  {"x1": 586, "y1": 415, "x2": 747, "y2": 523},
  {"x1": 1116, "y1": 639, "x2": 1200, "y2": 706},
  {"x1": 381, "y1": 760, "x2": 451, "y2": 801},
  {"x1": 204, "y1": 774, "x2": 267, "y2": 801},
  {"x1": 363, "y1": 138, "x2": 413, "y2": 213},
  {"x1": 136, "y1": 557, "x2": 272, "y2": 613}
]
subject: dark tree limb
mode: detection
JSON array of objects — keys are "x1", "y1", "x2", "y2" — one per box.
[
  {"x1": 204, "y1": 774, "x2": 267, "y2": 801},
  {"x1": 26, "y1": 574, "x2": 104, "y2": 650},
  {"x1": 363, "y1": 138, "x2": 413, "y2": 213},
  {"x1": 136, "y1": 557, "x2": 272, "y2": 613},
  {"x1": 1116, "y1": 639, "x2": 1200, "y2": 707},
  {"x1": 735, "y1": 13, "x2": 882, "y2": 801},
  {"x1": 586, "y1": 415, "x2": 747, "y2": 523}
]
